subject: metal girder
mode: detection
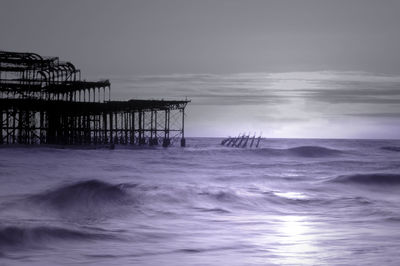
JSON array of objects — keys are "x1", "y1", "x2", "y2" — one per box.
[{"x1": 0, "y1": 50, "x2": 189, "y2": 147}]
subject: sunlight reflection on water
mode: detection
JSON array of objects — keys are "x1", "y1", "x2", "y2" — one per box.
[
  {"x1": 273, "y1": 215, "x2": 318, "y2": 265},
  {"x1": 274, "y1": 191, "x2": 308, "y2": 200},
  {"x1": 248, "y1": 214, "x2": 320, "y2": 265}
]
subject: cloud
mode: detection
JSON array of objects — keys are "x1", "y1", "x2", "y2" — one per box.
[
  {"x1": 110, "y1": 71, "x2": 400, "y2": 106},
  {"x1": 344, "y1": 112, "x2": 400, "y2": 118},
  {"x1": 109, "y1": 73, "x2": 291, "y2": 105},
  {"x1": 107, "y1": 71, "x2": 400, "y2": 138}
]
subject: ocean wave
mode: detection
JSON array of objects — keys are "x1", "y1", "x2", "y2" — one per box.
[
  {"x1": 287, "y1": 146, "x2": 343, "y2": 157},
  {"x1": 197, "y1": 188, "x2": 326, "y2": 211},
  {"x1": 381, "y1": 146, "x2": 400, "y2": 152},
  {"x1": 330, "y1": 173, "x2": 400, "y2": 185},
  {"x1": 261, "y1": 191, "x2": 327, "y2": 207},
  {"x1": 30, "y1": 180, "x2": 136, "y2": 219},
  {"x1": 187, "y1": 145, "x2": 343, "y2": 158},
  {"x1": 198, "y1": 190, "x2": 239, "y2": 202},
  {"x1": 385, "y1": 216, "x2": 400, "y2": 222},
  {"x1": 255, "y1": 146, "x2": 343, "y2": 158},
  {"x1": 0, "y1": 225, "x2": 114, "y2": 249},
  {"x1": 193, "y1": 207, "x2": 231, "y2": 214}
]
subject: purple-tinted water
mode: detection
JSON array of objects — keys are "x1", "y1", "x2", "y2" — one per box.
[{"x1": 1, "y1": 138, "x2": 400, "y2": 265}]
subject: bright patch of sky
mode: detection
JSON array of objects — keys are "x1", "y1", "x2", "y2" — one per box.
[{"x1": 108, "y1": 71, "x2": 400, "y2": 138}]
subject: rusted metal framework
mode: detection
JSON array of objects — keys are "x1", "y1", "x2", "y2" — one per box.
[{"x1": 0, "y1": 51, "x2": 189, "y2": 147}]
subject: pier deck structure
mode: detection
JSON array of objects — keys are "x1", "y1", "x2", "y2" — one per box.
[{"x1": 0, "y1": 51, "x2": 189, "y2": 146}]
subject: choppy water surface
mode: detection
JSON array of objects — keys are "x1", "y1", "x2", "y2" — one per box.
[{"x1": 1, "y1": 138, "x2": 400, "y2": 265}]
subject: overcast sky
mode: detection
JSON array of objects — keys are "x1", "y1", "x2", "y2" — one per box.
[
  {"x1": 2, "y1": 0, "x2": 400, "y2": 76},
  {"x1": 1, "y1": 0, "x2": 400, "y2": 138}
]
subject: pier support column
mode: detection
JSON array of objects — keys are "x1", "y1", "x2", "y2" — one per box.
[
  {"x1": 0, "y1": 110, "x2": 3, "y2": 144},
  {"x1": 47, "y1": 112, "x2": 58, "y2": 144},
  {"x1": 162, "y1": 109, "x2": 170, "y2": 147},
  {"x1": 150, "y1": 110, "x2": 154, "y2": 145},
  {"x1": 138, "y1": 111, "x2": 143, "y2": 145},
  {"x1": 130, "y1": 112, "x2": 135, "y2": 145},
  {"x1": 109, "y1": 112, "x2": 113, "y2": 144},
  {"x1": 149, "y1": 110, "x2": 158, "y2": 145},
  {"x1": 154, "y1": 110, "x2": 158, "y2": 145},
  {"x1": 141, "y1": 112, "x2": 147, "y2": 145},
  {"x1": 103, "y1": 113, "x2": 107, "y2": 144},
  {"x1": 180, "y1": 108, "x2": 185, "y2": 147},
  {"x1": 180, "y1": 138, "x2": 186, "y2": 147},
  {"x1": 5, "y1": 110, "x2": 9, "y2": 144},
  {"x1": 162, "y1": 138, "x2": 170, "y2": 147},
  {"x1": 114, "y1": 113, "x2": 118, "y2": 144},
  {"x1": 124, "y1": 113, "x2": 128, "y2": 144}
]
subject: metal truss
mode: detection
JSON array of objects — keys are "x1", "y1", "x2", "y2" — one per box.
[{"x1": 0, "y1": 51, "x2": 189, "y2": 147}]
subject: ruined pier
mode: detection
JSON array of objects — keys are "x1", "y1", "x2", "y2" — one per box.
[{"x1": 0, "y1": 51, "x2": 189, "y2": 147}]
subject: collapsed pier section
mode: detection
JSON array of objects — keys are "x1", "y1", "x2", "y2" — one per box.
[{"x1": 0, "y1": 51, "x2": 189, "y2": 147}]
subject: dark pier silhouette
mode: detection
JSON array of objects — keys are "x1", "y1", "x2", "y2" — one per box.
[
  {"x1": 0, "y1": 51, "x2": 189, "y2": 147},
  {"x1": 221, "y1": 133, "x2": 262, "y2": 148}
]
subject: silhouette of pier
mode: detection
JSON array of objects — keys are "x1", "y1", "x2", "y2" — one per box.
[
  {"x1": 221, "y1": 133, "x2": 262, "y2": 148},
  {"x1": 0, "y1": 51, "x2": 189, "y2": 147}
]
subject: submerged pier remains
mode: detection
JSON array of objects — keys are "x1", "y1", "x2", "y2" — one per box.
[
  {"x1": 221, "y1": 133, "x2": 262, "y2": 148},
  {"x1": 0, "y1": 51, "x2": 189, "y2": 147}
]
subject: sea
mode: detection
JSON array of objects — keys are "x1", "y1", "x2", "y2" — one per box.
[{"x1": 1, "y1": 138, "x2": 400, "y2": 266}]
